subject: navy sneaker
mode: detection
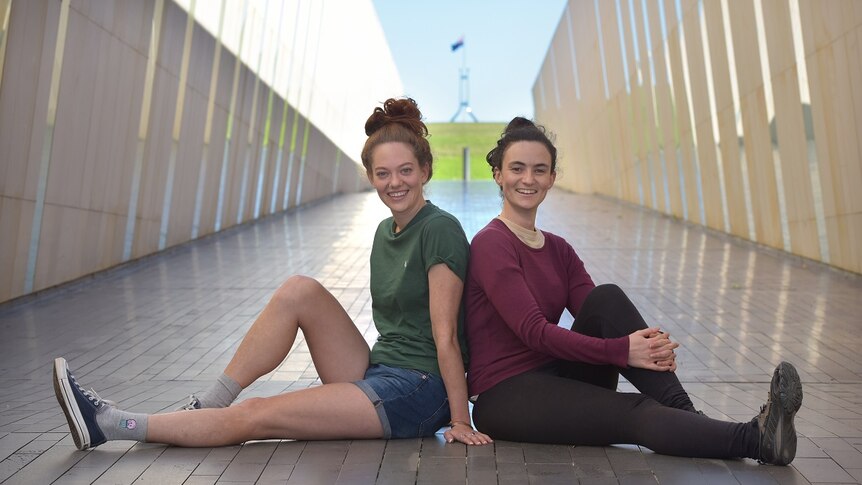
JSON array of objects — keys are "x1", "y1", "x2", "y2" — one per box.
[
  {"x1": 755, "y1": 361, "x2": 803, "y2": 465},
  {"x1": 53, "y1": 358, "x2": 107, "y2": 450}
]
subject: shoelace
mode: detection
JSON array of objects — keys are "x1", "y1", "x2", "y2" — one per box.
[
  {"x1": 753, "y1": 402, "x2": 768, "y2": 425},
  {"x1": 70, "y1": 374, "x2": 116, "y2": 407},
  {"x1": 70, "y1": 374, "x2": 102, "y2": 406},
  {"x1": 87, "y1": 387, "x2": 117, "y2": 407},
  {"x1": 756, "y1": 386, "x2": 773, "y2": 419}
]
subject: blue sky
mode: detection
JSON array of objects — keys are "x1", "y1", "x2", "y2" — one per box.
[{"x1": 372, "y1": 0, "x2": 568, "y2": 123}]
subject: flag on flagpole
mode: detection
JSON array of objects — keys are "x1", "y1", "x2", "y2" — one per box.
[{"x1": 451, "y1": 36, "x2": 464, "y2": 52}]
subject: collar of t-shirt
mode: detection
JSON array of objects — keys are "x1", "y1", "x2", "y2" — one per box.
[
  {"x1": 496, "y1": 216, "x2": 545, "y2": 249},
  {"x1": 391, "y1": 201, "x2": 434, "y2": 235}
]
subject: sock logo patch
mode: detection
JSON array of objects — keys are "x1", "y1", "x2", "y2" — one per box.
[{"x1": 121, "y1": 419, "x2": 137, "y2": 430}]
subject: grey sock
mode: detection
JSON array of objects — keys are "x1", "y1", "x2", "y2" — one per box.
[
  {"x1": 195, "y1": 373, "x2": 242, "y2": 408},
  {"x1": 96, "y1": 406, "x2": 148, "y2": 442}
]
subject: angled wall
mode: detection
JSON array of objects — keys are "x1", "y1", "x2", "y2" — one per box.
[
  {"x1": 534, "y1": 0, "x2": 861, "y2": 274},
  {"x1": 0, "y1": 0, "x2": 401, "y2": 303}
]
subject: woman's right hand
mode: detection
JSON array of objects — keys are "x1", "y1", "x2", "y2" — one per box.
[
  {"x1": 444, "y1": 421, "x2": 493, "y2": 446},
  {"x1": 627, "y1": 327, "x2": 679, "y2": 371}
]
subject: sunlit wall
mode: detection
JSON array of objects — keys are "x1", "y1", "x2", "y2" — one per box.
[
  {"x1": 534, "y1": 0, "x2": 861, "y2": 274},
  {"x1": 0, "y1": 0, "x2": 402, "y2": 303}
]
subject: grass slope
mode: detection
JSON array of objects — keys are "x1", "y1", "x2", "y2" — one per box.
[{"x1": 427, "y1": 122, "x2": 505, "y2": 180}]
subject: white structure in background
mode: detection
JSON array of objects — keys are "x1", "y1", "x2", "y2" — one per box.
[{"x1": 178, "y1": 0, "x2": 403, "y2": 161}]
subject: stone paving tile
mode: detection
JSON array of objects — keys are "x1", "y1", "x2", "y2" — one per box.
[
  {"x1": 791, "y1": 457, "x2": 857, "y2": 483},
  {"x1": 1, "y1": 181, "x2": 861, "y2": 484}
]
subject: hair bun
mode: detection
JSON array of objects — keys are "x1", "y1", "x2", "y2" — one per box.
[
  {"x1": 486, "y1": 115, "x2": 557, "y2": 175},
  {"x1": 504, "y1": 117, "x2": 536, "y2": 133},
  {"x1": 364, "y1": 98, "x2": 428, "y2": 138},
  {"x1": 364, "y1": 109, "x2": 387, "y2": 136}
]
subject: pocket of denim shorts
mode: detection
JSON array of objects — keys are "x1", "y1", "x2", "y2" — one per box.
[
  {"x1": 414, "y1": 373, "x2": 450, "y2": 436},
  {"x1": 405, "y1": 368, "x2": 430, "y2": 381},
  {"x1": 418, "y1": 397, "x2": 450, "y2": 437}
]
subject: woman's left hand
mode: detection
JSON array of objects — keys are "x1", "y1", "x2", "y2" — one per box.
[
  {"x1": 444, "y1": 422, "x2": 493, "y2": 445},
  {"x1": 648, "y1": 330, "x2": 678, "y2": 371}
]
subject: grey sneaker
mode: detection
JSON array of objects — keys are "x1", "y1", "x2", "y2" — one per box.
[
  {"x1": 755, "y1": 361, "x2": 803, "y2": 465},
  {"x1": 53, "y1": 358, "x2": 108, "y2": 450},
  {"x1": 178, "y1": 395, "x2": 201, "y2": 411}
]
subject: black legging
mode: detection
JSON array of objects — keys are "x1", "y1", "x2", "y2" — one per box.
[{"x1": 472, "y1": 284, "x2": 759, "y2": 459}]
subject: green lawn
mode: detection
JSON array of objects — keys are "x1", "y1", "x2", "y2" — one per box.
[{"x1": 427, "y1": 122, "x2": 506, "y2": 180}]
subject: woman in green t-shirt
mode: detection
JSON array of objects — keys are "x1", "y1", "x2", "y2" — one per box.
[{"x1": 52, "y1": 98, "x2": 492, "y2": 450}]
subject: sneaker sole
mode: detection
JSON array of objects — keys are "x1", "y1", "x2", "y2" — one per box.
[
  {"x1": 53, "y1": 358, "x2": 90, "y2": 450},
  {"x1": 770, "y1": 361, "x2": 803, "y2": 465},
  {"x1": 776, "y1": 362, "x2": 803, "y2": 415}
]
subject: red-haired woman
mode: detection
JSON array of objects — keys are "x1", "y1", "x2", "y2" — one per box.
[{"x1": 53, "y1": 98, "x2": 491, "y2": 449}]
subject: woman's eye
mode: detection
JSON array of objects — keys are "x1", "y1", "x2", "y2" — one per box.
[{"x1": 376, "y1": 172, "x2": 387, "y2": 178}]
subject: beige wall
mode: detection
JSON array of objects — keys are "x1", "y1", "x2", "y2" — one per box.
[
  {"x1": 0, "y1": 0, "x2": 372, "y2": 303},
  {"x1": 535, "y1": 0, "x2": 861, "y2": 274}
]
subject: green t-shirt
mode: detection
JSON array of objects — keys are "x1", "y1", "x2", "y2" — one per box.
[{"x1": 369, "y1": 202, "x2": 470, "y2": 376}]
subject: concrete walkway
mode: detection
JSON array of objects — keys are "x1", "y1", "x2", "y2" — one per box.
[{"x1": 1, "y1": 181, "x2": 860, "y2": 484}]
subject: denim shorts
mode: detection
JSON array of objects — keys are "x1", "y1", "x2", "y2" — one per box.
[{"x1": 354, "y1": 364, "x2": 450, "y2": 439}]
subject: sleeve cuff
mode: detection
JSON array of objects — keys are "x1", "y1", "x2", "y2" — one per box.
[{"x1": 607, "y1": 335, "x2": 630, "y2": 368}]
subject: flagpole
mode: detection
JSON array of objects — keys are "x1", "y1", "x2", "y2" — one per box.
[
  {"x1": 462, "y1": 38, "x2": 466, "y2": 72},
  {"x1": 462, "y1": 43, "x2": 468, "y2": 115},
  {"x1": 450, "y1": 37, "x2": 478, "y2": 123}
]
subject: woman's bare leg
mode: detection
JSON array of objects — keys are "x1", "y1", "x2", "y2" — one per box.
[
  {"x1": 55, "y1": 277, "x2": 376, "y2": 449},
  {"x1": 224, "y1": 275, "x2": 370, "y2": 387},
  {"x1": 148, "y1": 382, "x2": 383, "y2": 446}
]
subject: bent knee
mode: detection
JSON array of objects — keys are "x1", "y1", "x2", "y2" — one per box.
[
  {"x1": 591, "y1": 283, "x2": 624, "y2": 297},
  {"x1": 272, "y1": 275, "x2": 325, "y2": 306},
  {"x1": 586, "y1": 283, "x2": 630, "y2": 305}
]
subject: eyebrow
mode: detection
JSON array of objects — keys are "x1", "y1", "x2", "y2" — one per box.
[
  {"x1": 508, "y1": 160, "x2": 549, "y2": 168},
  {"x1": 375, "y1": 162, "x2": 416, "y2": 171}
]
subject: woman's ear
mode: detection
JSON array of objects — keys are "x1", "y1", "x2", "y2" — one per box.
[{"x1": 492, "y1": 167, "x2": 501, "y2": 186}]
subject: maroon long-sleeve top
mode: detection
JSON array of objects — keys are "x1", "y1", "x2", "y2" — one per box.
[{"x1": 465, "y1": 219, "x2": 630, "y2": 396}]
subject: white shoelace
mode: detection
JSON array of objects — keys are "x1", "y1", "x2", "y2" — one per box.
[{"x1": 70, "y1": 374, "x2": 116, "y2": 408}]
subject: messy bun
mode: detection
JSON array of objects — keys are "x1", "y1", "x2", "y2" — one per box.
[
  {"x1": 364, "y1": 98, "x2": 428, "y2": 137},
  {"x1": 502, "y1": 116, "x2": 535, "y2": 132},
  {"x1": 361, "y1": 98, "x2": 433, "y2": 180},
  {"x1": 486, "y1": 116, "x2": 557, "y2": 175}
]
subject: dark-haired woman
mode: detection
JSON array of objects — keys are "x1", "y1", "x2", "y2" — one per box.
[
  {"x1": 465, "y1": 117, "x2": 802, "y2": 465},
  {"x1": 53, "y1": 98, "x2": 492, "y2": 449}
]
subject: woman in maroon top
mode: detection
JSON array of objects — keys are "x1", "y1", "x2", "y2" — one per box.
[{"x1": 465, "y1": 117, "x2": 802, "y2": 465}]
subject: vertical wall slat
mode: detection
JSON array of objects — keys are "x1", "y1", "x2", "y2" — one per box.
[{"x1": 534, "y1": 0, "x2": 861, "y2": 274}]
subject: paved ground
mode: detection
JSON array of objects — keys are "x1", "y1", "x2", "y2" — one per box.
[{"x1": 1, "y1": 181, "x2": 860, "y2": 484}]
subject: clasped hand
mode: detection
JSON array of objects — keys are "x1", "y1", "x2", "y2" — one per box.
[{"x1": 627, "y1": 327, "x2": 679, "y2": 371}]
